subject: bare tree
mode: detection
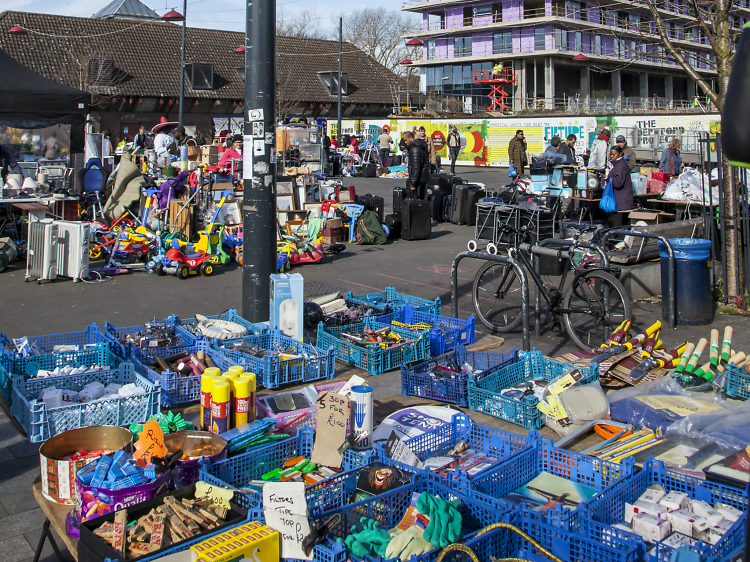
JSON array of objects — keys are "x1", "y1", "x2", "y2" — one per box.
[
  {"x1": 276, "y1": 8, "x2": 329, "y2": 40},
  {"x1": 341, "y1": 8, "x2": 416, "y2": 75}
]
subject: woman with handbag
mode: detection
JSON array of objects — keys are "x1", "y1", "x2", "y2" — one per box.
[{"x1": 603, "y1": 145, "x2": 634, "y2": 227}]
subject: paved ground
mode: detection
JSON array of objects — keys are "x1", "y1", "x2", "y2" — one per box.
[{"x1": 0, "y1": 166, "x2": 746, "y2": 560}]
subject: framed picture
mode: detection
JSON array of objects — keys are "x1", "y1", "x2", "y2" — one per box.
[
  {"x1": 277, "y1": 178, "x2": 295, "y2": 195},
  {"x1": 277, "y1": 194, "x2": 294, "y2": 212}
]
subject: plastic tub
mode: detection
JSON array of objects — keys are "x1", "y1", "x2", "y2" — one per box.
[
  {"x1": 163, "y1": 430, "x2": 228, "y2": 488},
  {"x1": 255, "y1": 380, "x2": 351, "y2": 432},
  {"x1": 659, "y1": 238, "x2": 713, "y2": 325},
  {"x1": 376, "y1": 305, "x2": 475, "y2": 356}
]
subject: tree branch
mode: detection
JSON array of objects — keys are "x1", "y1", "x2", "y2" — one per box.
[{"x1": 689, "y1": 0, "x2": 720, "y2": 53}]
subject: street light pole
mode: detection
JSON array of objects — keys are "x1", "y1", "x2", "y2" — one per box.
[
  {"x1": 242, "y1": 0, "x2": 276, "y2": 321},
  {"x1": 178, "y1": 0, "x2": 186, "y2": 126},
  {"x1": 337, "y1": 17, "x2": 342, "y2": 151}
]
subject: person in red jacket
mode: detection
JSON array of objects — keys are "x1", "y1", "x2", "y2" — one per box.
[
  {"x1": 218, "y1": 134, "x2": 242, "y2": 167},
  {"x1": 350, "y1": 135, "x2": 359, "y2": 154}
]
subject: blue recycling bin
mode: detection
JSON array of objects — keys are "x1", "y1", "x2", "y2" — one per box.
[{"x1": 659, "y1": 238, "x2": 713, "y2": 325}]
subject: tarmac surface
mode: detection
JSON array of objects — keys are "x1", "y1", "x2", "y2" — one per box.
[{"x1": 0, "y1": 166, "x2": 745, "y2": 561}]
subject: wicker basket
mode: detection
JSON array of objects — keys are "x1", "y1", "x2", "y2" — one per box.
[{"x1": 186, "y1": 139, "x2": 200, "y2": 161}]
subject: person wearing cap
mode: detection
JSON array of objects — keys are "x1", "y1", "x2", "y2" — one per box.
[
  {"x1": 588, "y1": 127, "x2": 610, "y2": 173},
  {"x1": 152, "y1": 116, "x2": 178, "y2": 158},
  {"x1": 219, "y1": 134, "x2": 243, "y2": 167},
  {"x1": 173, "y1": 126, "x2": 193, "y2": 147},
  {"x1": 615, "y1": 135, "x2": 637, "y2": 171}
]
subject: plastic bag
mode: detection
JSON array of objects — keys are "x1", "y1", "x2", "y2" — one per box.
[{"x1": 599, "y1": 178, "x2": 617, "y2": 213}]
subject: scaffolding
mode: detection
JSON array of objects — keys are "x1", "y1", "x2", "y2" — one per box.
[{"x1": 473, "y1": 68, "x2": 516, "y2": 113}]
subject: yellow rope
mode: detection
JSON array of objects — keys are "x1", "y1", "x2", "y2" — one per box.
[{"x1": 434, "y1": 523, "x2": 563, "y2": 562}]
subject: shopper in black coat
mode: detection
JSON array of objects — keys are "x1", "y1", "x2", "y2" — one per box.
[
  {"x1": 404, "y1": 131, "x2": 429, "y2": 199},
  {"x1": 605, "y1": 145, "x2": 634, "y2": 227}
]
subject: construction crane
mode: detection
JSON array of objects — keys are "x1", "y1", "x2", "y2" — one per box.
[{"x1": 473, "y1": 68, "x2": 516, "y2": 113}]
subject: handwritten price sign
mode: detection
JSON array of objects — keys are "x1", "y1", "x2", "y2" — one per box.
[
  {"x1": 310, "y1": 391, "x2": 348, "y2": 468},
  {"x1": 263, "y1": 482, "x2": 312, "y2": 560}
]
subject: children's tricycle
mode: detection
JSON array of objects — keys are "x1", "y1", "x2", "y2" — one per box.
[{"x1": 156, "y1": 248, "x2": 215, "y2": 279}]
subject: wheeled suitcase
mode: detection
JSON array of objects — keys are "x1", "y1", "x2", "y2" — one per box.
[
  {"x1": 452, "y1": 176, "x2": 464, "y2": 186},
  {"x1": 393, "y1": 187, "x2": 407, "y2": 215},
  {"x1": 384, "y1": 213, "x2": 401, "y2": 239},
  {"x1": 430, "y1": 191, "x2": 446, "y2": 223},
  {"x1": 451, "y1": 184, "x2": 471, "y2": 225},
  {"x1": 443, "y1": 195, "x2": 452, "y2": 223},
  {"x1": 402, "y1": 199, "x2": 431, "y2": 241},
  {"x1": 360, "y1": 194, "x2": 384, "y2": 223},
  {"x1": 428, "y1": 173, "x2": 453, "y2": 194},
  {"x1": 464, "y1": 187, "x2": 486, "y2": 227}
]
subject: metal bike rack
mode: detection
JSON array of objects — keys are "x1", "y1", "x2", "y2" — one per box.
[
  {"x1": 529, "y1": 238, "x2": 612, "y2": 336},
  {"x1": 601, "y1": 229, "x2": 676, "y2": 330},
  {"x1": 451, "y1": 251, "x2": 531, "y2": 352}
]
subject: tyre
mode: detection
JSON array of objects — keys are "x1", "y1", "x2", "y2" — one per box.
[
  {"x1": 486, "y1": 243, "x2": 498, "y2": 255},
  {"x1": 467, "y1": 240, "x2": 477, "y2": 252},
  {"x1": 156, "y1": 263, "x2": 165, "y2": 276},
  {"x1": 177, "y1": 264, "x2": 189, "y2": 279},
  {"x1": 200, "y1": 263, "x2": 213, "y2": 276},
  {"x1": 472, "y1": 261, "x2": 524, "y2": 332},
  {"x1": 562, "y1": 270, "x2": 631, "y2": 350},
  {"x1": 89, "y1": 247, "x2": 102, "y2": 259}
]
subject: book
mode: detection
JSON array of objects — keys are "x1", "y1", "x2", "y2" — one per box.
[{"x1": 500, "y1": 471, "x2": 598, "y2": 512}]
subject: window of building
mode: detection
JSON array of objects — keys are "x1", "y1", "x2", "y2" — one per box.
[
  {"x1": 628, "y1": 13, "x2": 639, "y2": 31},
  {"x1": 454, "y1": 36, "x2": 472, "y2": 57},
  {"x1": 535, "y1": 27, "x2": 546, "y2": 50},
  {"x1": 184, "y1": 63, "x2": 214, "y2": 90},
  {"x1": 427, "y1": 40, "x2": 436, "y2": 60},
  {"x1": 575, "y1": 31, "x2": 582, "y2": 50},
  {"x1": 316, "y1": 71, "x2": 348, "y2": 95},
  {"x1": 463, "y1": 7, "x2": 473, "y2": 26},
  {"x1": 595, "y1": 34, "x2": 602, "y2": 54},
  {"x1": 493, "y1": 31, "x2": 513, "y2": 53},
  {"x1": 463, "y1": 65, "x2": 473, "y2": 84},
  {"x1": 524, "y1": 0, "x2": 544, "y2": 19},
  {"x1": 640, "y1": 15, "x2": 650, "y2": 33},
  {"x1": 617, "y1": 11, "x2": 628, "y2": 28},
  {"x1": 428, "y1": 12, "x2": 445, "y2": 30},
  {"x1": 87, "y1": 57, "x2": 116, "y2": 86},
  {"x1": 454, "y1": 65, "x2": 463, "y2": 88},
  {"x1": 554, "y1": 28, "x2": 568, "y2": 49},
  {"x1": 426, "y1": 67, "x2": 436, "y2": 88},
  {"x1": 493, "y1": 3, "x2": 503, "y2": 22}
]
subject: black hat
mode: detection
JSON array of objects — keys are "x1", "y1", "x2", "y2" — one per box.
[
  {"x1": 174, "y1": 125, "x2": 185, "y2": 134},
  {"x1": 232, "y1": 134, "x2": 242, "y2": 143}
]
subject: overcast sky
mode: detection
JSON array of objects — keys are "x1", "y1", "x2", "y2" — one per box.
[{"x1": 10, "y1": 0, "x2": 409, "y2": 34}]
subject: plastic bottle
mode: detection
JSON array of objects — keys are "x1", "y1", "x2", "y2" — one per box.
[
  {"x1": 200, "y1": 368, "x2": 221, "y2": 431},
  {"x1": 233, "y1": 378, "x2": 250, "y2": 427},
  {"x1": 224, "y1": 373, "x2": 240, "y2": 429},
  {"x1": 241, "y1": 373, "x2": 257, "y2": 422},
  {"x1": 210, "y1": 380, "x2": 230, "y2": 435}
]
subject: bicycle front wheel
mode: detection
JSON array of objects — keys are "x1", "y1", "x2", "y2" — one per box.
[
  {"x1": 562, "y1": 270, "x2": 631, "y2": 350},
  {"x1": 472, "y1": 261, "x2": 524, "y2": 332}
]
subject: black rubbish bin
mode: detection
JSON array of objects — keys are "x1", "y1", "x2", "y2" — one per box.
[{"x1": 658, "y1": 238, "x2": 713, "y2": 325}]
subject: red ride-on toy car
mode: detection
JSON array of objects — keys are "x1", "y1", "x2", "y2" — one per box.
[{"x1": 156, "y1": 248, "x2": 216, "y2": 279}]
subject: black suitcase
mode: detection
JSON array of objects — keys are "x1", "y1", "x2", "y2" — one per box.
[
  {"x1": 369, "y1": 195, "x2": 384, "y2": 222},
  {"x1": 443, "y1": 195, "x2": 452, "y2": 223},
  {"x1": 464, "y1": 188, "x2": 486, "y2": 227},
  {"x1": 429, "y1": 173, "x2": 452, "y2": 194},
  {"x1": 430, "y1": 191, "x2": 446, "y2": 223},
  {"x1": 359, "y1": 194, "x2": 373, "y2": 212},
  {"x1": 402, "y1": 199, "x2": 431, "y2": 241},
  {"x1": 451, "y1": 184, "x2": 471, "y2": 225},
  {"x1": 393, "y1": 187, "x2": 407, "y2": 215},
  {"x1": 384, "y1": 213, "x2": 401, "y2": 239},
  {"x1": 452, "y1": 176, "x2": 464, "y2": 186}
]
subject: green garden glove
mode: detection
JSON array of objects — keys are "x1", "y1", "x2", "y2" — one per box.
[
  {"x1": 338, "y1": 517, "x2": 391, "y2": 558},
  {"x1": 416, "y1": 493, "x2": 463, "y2": 549},
  {"x1": 385, "y1": 527, "x2": 433, "y2": 561}
]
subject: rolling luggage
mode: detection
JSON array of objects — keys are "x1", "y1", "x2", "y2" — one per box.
[
  {"x1": 451, "y1": 184, "x2": 471, "y2": 225},
  {"x1": 402, "y1": 199, "x2": 431, "y2": 241},
  {"x1": 428, "y1": 173, "x2": 453, "y2": 194},
  {"x1": 393, "y1": 187, "x2": 407, "y2": 215},
  {"x1": 368, "y1": 195, "x2": 385, "y2": 222},
  {"x1": 430, "y1": 191, "x2": 446, "y2": 223},
  {"x1": 464, "y1": 187, "x2": 486, "y2": 227},
  {"x1": 443, "y1": 195, "x2": 452, "y2": 223},
  {"x1": 384, "y1": 213, "x2": 401, "y2": 239}
]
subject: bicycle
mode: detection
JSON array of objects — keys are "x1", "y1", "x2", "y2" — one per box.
[{"x1": 471, "y1": 224, "x2": 631, "y2": 350}]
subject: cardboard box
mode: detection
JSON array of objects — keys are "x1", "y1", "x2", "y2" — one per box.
[
  {"x1": 628, "y1": 210, "x2": 672, "y2": 225},
  {"x1": 201, "y1": 154, "x2": 219, "y2": 165},
  {"x1": 633, "y1": 513, "x2": 671, "y2": 542},
  {"x1": 641, "y1": 167, "x2": 658, "y2": 179},
  {"x1": 270, "y1": 273, "x2": 304, "y2": 342},
  {"x1": 323, "y1": 217, "x2": 344, "y2": 245},
  {"x1": 201, "y1": 145, "x2": 218, "y2": 156},
  {"x1": 625, "y1": 500, "x2": 667, "y2": 523},
  {"x1": 667, "y1": 509, "x2": 706, "y2": 536},
  {"x1": 660, "y1": 491, "x2": 689, "y2": 512}
]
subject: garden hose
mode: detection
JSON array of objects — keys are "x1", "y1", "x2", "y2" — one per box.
[{"x1": 434, "y1": 523, "x2": 562, "y2": 562}]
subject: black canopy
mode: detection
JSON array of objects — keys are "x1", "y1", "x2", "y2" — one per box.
[{"x1": 0, "y1": 47, "x2": 90, "y2": 153}]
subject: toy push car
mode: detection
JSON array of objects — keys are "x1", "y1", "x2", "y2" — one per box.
[{"x1": 156, "y1": 248, "x2": 215, "y2": 279}]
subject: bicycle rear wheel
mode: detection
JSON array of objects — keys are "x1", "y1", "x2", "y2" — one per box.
[
  {"x1": 472, "y1": 261, "x2": 524, "y2": 332},
  {"x1": 562, "y1": 270, "x2": 631, "y2": 350}
]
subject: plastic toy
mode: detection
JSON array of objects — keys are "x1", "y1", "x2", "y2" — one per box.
[
  {"x1": 112, "y1": 232, "x2": 156, "y2": 263},
  {"x1": 156, "y1": 248, "x2": 215, "y2": 279},
  {"x1": 194, "y1": 188, "x2": 233, "y2": 265}
]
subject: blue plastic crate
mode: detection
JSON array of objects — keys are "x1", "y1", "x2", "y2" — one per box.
[
  {"x1": 0, "y1": 323, "x2": 108, "y2": 358},
  {"x1": 2, "y1": 343, "x2": 112, "y2": 379},
  {"x1": 169, "y1": 308, "x2": 269, "y2": 341},
  {"x1": 316, "y1": 317, "x2": 429, "y2": 376},
  {"x1": 0, "y1": 361, "x2": 10, "y2": 403},
  {"x1": 378, "y1": 413, "x2": 532, "y2": 483},
  {"x1": 401, "y1": 345, "x2": 519, "y2": 407},
  {"x1": 345, "y1": 285, "x2": 441, "y2": 316},
  {"x1": 509, "y1": 507, "x2": 641, "y2": 562},
  {"x1": 131, "y1": 340, "x2": 234, "y2": 407},
  {"x1": 212, "y1": 332, "x2": 336, "y2": 389},
  {"x1": 467, "y1": 349, "x2": 599, "y2": 430},
  {"x1": 583, "y1": 459, "x2": 748, "y2": 562},
  {"x1": 459, "y1": 434, "x2": 635, "y2": 532},
  {"x1": 376, "y1": 305, "x2": 475, "y2": 356},
  {"x1": 102, "y1": 319, "x2": 198, "y2": 358},
  {"x1": 10, "y1": 356, "x2": 160, "y2": 443},
  {"x1": 725, "y1": 362, "x2": 750, "y2": 400},
  {"x1": 200, "y1": 427, "x2": 374, "y2": 518}
]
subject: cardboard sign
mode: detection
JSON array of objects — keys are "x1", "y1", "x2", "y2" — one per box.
[
  {"x1": 310, "y1": 391, "x2": 348, "y2": 468},
  {"x1": 195, "y1": 480, "x2": 234, "y2": 509},
  {"x1": 134, "y1": 419, "x2": 167, "y2": 467},
  {"x1": 263, "y1": 482, "x2": 312, "y2": 561}
]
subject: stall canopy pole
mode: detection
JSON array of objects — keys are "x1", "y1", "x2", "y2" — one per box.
[
  {"x1": 178, "y1": 0, "x2": 186, "y2": 127},
  {"x1": 242, "y1": 0, "x2": 276, "y2": 322},
  {"x1": 337, "y1": 16, "x2": 342, "y2": 152}
]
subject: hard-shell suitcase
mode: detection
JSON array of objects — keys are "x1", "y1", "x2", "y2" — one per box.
[
  {"x1": 451, "y1": 184, "x2": 470, "y2": 225},
  {"x1": 369, "y1": 195, "x2": 385, "y2": 223},
  {"x1": 384, "y1": 213, "x2": 401, "y2": 239},
  {"x1": 443, "y1": 195, "x2": 452, "y2": 223},
  {"x1": 402, "y1": 199, "x2": 431, "y2": 241},
  {"x1": 393, "y1": 187, "x2": 407, "y2": 215},
  {"x1": 430, "y1": 191, "x2": 446, "y2": 223},
  {"x1": 428, "y1": 173, "x2": 452, "y2": 194},
  {"x1": 464, "y1": 187, "x2": 486, "y2": 227}
]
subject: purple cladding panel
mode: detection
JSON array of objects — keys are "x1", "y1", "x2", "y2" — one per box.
[
  {"x1": 474, "y1": 15, "x2": 493, "y2": 25},
  {"x1": 503, "y1": 0, "x2": 521, "y2": 21},
  {"x1": 446, "y1": 7, "x2": 463, "y2": 28},
  {"x1": 520, "y1": 27, "x2": 534, "y2": 52},
  {"x1": 513, "y1": 29, "x2": 521, "y2": 52},
  {"x1": 423, "y1": 13, "x2": 429, "y2": 31},
  {"x1": 473, "y1": 32, "x2": 493, "y2": 56},
  {"x1": 545, "y1": 0, "x2": 553, "y2": 16},
  {"x1": 436, "y1": 38, "x2": 448, "y2": 59}
]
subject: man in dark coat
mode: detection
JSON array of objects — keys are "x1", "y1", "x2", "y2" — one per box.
[
  {"x1": 404, "y1": 131, "x2": 429, "y2": 199},
  {"x1": 605, "y1": 145, "x2": 634, "y2": 227}
]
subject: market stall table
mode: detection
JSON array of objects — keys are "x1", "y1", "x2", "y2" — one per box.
[
  {"x1": 31, "y1": 476, "x2": 76, "y2": 562},
  {"x1": 646, "y1": 198, "x2": 719, "y2": 221}
]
